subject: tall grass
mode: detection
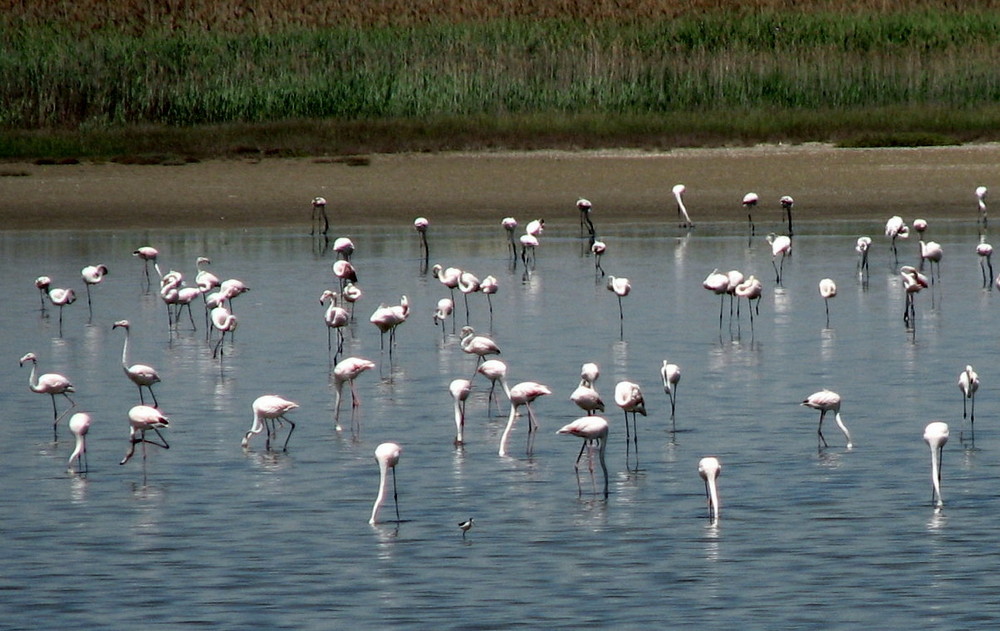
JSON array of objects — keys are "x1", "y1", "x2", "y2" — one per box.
[{"x1": 3, "y1": 5, "x2": 1000, "y2": 154}]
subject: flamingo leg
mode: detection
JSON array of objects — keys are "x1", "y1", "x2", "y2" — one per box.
[
  {"x1": 817, "y1": 410, "x2": 829, "y2": 448},
  {"x1": 391, "y1": 467, "x2": 400, "y2": 522}
]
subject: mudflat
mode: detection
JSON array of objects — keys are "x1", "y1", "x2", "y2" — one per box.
[{"x1": 2, "y1": 143, "x2": 998, "y2": 230}]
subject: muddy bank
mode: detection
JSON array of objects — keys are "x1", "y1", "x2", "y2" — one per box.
[{"x1": 2, "y1": 143, "x2": 997, "y2": 231}]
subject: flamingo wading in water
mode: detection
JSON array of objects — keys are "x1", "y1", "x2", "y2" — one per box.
[
  {"x1": 923, "y1": 422, "x2": 949, "y2": 510},
  {"x1": 369, "y1": 442, "x2": 402, "y2": 525},
  {"x1": 557, "y1": 416, "x2": 610, "y2": 498},
  {"x1": 242, "y1": 395, "x2": 299, "y2": 451},
  {"x1": 19, "y1": 352, "x2": 75, "y2": 441},
  {"x1": 801, "y1": 390, "x2": 853, "y2": 450},
  {"x1": 113, "y1": 320, "x2": 161, "y2": 407},
  {"x1": 698, "y1": 456, "x2": 722, "y2": 521}
]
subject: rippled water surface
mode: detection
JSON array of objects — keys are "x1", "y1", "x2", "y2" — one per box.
[{"x1": 4, "y1": 210, "x2": 1000, "y2": 628}]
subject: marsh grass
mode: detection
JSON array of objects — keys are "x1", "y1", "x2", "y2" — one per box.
[{"x1": 4, "y1": 2, "x2": 1000, "y2": 156}]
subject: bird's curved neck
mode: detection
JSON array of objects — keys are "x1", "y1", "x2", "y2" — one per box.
[
  {"x1": 370, "y1": 463, "x2": 390, "y2": 524},
  {"x1": 26, "y1": 361, "x2": 39, "y2": 389},
  {"x1": 120, "y1": 328, "x2": 130, "y2": 368}
]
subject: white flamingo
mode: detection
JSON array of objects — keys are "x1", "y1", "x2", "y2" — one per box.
[
  {"x1": 119, "y1": 405, "x2": 169, "y2": 465},
  {"x1": 923, "y1": 422, "x2": 949, "y2": 510},
  {"x1": 321, "y1": 290, "x2": 350, "y2": 354},
  {"x1": 499, "y1": 382, "x2": 551, "y2": 457},
  {"x1": 450, "y1": 378, "x2": 472, "y2": 445},
  {"x1": 557, "y1": 416, "x2": 610, "y2": 498},
  {"x1": 661, "y1": 360, "x2": 681, "y2": 418},
  {"x1": 615, "y1": 380, "x2": 646, "y2": 469},
  {"x1": 369, "y1": 442, "x2": 402, "y2": 525},
  {"x1": 19, "y1": 352, "x2": 75, "y2": 441},
  {"x1": 801, "y1": 390, "x2": 853, "y2": 449},
  {"x1": 333, "y1": 357, "x2": 375, "y2": 431},
  {"x1": 67, "y1": 412, "x2": 92, "y2": 474},
  {"x1": 673, "y1": 184, "x2": 693, "y2": 228},
  {"x1": 698, "y1": 456, "x2": 722, "y2": 521},
  {"x1": 242, "y1": 395, "x2": 299, "y2": 451},
  {"x1": 819, "y1": 278, "x2": 837, "y2": 327},
  {"x1": 80, "y1": 264, "x2": 109, "y2": 315},
  {"x1": 476, "y1": 359, "x2": 510, "y2": 417},
  {"x1": 113, "y1": 320, "x2": 161, "y2": 407}
]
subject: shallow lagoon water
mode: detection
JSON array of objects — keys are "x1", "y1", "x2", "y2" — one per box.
[{"x1": 3, "y1": 211, "x2": 1000, "y2": 629}]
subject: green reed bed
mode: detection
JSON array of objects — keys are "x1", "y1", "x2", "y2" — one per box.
[{"x1": 3, "y1": 10, "x2": 1000, "y2": 156}]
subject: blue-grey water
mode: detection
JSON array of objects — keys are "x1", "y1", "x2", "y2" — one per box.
[{"x1": 3, "y1": 211, "x2": 1000, "y2": 629}]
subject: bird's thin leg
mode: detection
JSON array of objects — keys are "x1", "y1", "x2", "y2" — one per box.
[
  {"x1": 631, "y1": 412, "x2": 640, "y2": 470},
  {"x1": 148, "y1": 428, "x2": 170, "y2": 449},
  {"x1": 989, "y1": 259, "x2": 995, "y2": 289},
  {"x1": 350, "y1": 380, "x2": 361, "y2": 408},
  {"x1": 817, "y1": 411, "x2": 829, "y2": 448},
  {"x1": 963, "y1": 395, "x2": 968, "y2": 420},
  {"x1": 573, "y1": 441, "x2": 587, "y2": 496},
  {"x1": 280, "y1": 416, "x2": 295, "y2": 451},
  {"x1": 213, "y1": 332, "x2": 225, "y2": 358},
  {"x1": 391, "y1": 467, "x2": 400, "y2": 522},
  {"x1": 772, "y1": 259, "x2": 781, "y2": 283},
  {"x1": 825, "y1": 300, "x2": 831, "y2": 328}
]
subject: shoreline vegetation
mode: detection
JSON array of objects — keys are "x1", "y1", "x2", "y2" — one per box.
[{"x1": 4, "y1": 1, "x2": 1000, "y2": 161}]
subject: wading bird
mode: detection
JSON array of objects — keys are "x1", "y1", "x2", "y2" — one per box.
[
  {"x1": 460, "y1": 326, "x2": 500, "y2": 367},
  {"x1": 570, "y1": 379, "x2": 604, "y2": 416},
  {"x1": 431, "y1": 264, "x2": 461, "y2": 302},
  {"x1": 577, "y1": 198, "x2": 595, "y2": 237},
  {"x1": 311, "y1": 196, "x2": 329, "y2": 236},
  {"x1": 119, "y1": 405, "x2": 169, "y2": 465},
  {"x1": 673, "y1": 184, "x2": 693, "y2": 228},
  {"x1": 113, "y1": 320, "x2": 161, "y2": 407},
  {"x1": 502, "y1": 217, "x2": 518, "y2": 257},
  {"x1": 698, "y1": 456, "x2": 722, "y2": 521},
  {"x1": 976, "y1": 185, "x2": 988, "y2": 226},
  {"x1": 900, "y1": 265, "x2": 929, "y2": 328},
  {"x1": 885, "y1": 216, "x2": 909, "y2": 262},
  {"x1": 661, "y1": 360, "x2": 681, "y2": 418},
  {"x1": 34, "y1": 276, "x2": 51, "y2": 312},
  {"x1": 333, "y1": 237, "x2": 355, "y2": 260},
  {"x1": 499, "y1": 381, "x2": 551, "y2": 457},
  {"x1": 450, "y1": 378, "x2": 472, "y2": 445},
  {"x1": 211, "y1": 305, "x2": 238, "y2": 358},
  {"x1": 370, "y1": 295, "x2": 409, "y2": 352},
  {"x1": 80, "y1": 264, "x2": 109, "y2": 316},
  {"x1": 480, "y1": 275, "x2": 498, "y2": 318},
  {"x1": 734, "y1": 275, "x2": 763, "y2": 331},
  {"x1": 476, "y1": 359, "x2": 510, "y2": 417},
  {"x1": 591, "y1": 240, "x2": 606, "y2": 275},
  {"x1": 19, "y1": 352, "x2": 75, "y2": 441},
  {"x1": 133, "y1": 246, "x2": 161, "y2": 289},
  {"x1": 615, "y1": 380, "x2": 646, "y2": 469},
  {"x1": 458, "y1": 517, "x2": 475, "y2": 538},
  {"x1": 742, "y1": 192, "x2": 758, "y2": 236},
  {"x1": 779, "y1": 195, "x2": 794, "y2": 236},
  {"x1": 919, "y1": 239, "x2": 943, "y2": 281},
  {"x1": 321, "y1": 290, "x2": 350, "y2": 354},
  {"x1": 958, "y1": 365, "x2": 979, "y2": 427},
  {"x1": 45, "y1": 284, "x2": 76, "y2": 334},
  {"x1": 242, "y1": 395, "x2": 299, "y2": 451},
  {"x1": 606, "y1": 275, "x2": 631, "y2": 337},
  {"x1": 819, "y1": 278, "x2": 837, "y2": 327},
  {"x1": 433, "y1": 297, "x2": 454, "y2": 339},
  {"x1": 67, "y1": 412, "x2": 91, "y2": 474},
  {"x1": 703, "y1": 269, "x2": 730, "y2": 329},
  {"x1": 767, "y1": 233, "x2": 792, "y2": 284},
  {"x1": 333, "y1": 356, "x2": 376, "y2": 431},
  {"x1": 414, "y1": 217, "x2": 429, "y2": 260},
  {"x1": 801, "y1": 389, "x2": 853, "y2": 450},
  {"x1": 369, "y1": 442, "x2": 402, "y2": 525},
  {"x1": 977, "y1": 239, "x2": 994, "y2": 289},
  {"x1": 557, "y1": 416, "x2": 610, "y2": 498},
  {"x1": 856, "y1": 237, "x2": 872, "y2": 280},
  {"x1": 923, "y1": 421, "x2": 949, "y2": 510}
]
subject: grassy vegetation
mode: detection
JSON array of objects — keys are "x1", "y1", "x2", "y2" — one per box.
[{"x1": 3, "y1": 1, "x2": 1000, "y2": 159}]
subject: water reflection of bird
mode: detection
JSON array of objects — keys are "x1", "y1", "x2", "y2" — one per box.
[
  {"x1": 557, "y1": 416, "x2": 609, "y2": 498},
  {"x1": 801, "y1": 390, "x2": 852, "y2": 450},
  {"x1": 923, "y1": 422, "x2": 949, "y2": 510},
  {"x1": 19, "y1": 352, "x2": 75, "y2": 441},
  {"x1": 369, "y1": 442, "x2": 402, "y2": 525},
  {"x1": 698, "y1": 456, "x2": 721, "y2": 521}
]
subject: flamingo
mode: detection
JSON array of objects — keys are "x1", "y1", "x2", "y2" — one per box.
[
  {"x1": 577, "y1": 198, "x2": 595, "y2": 236},
  {"x1": 460, "y1": 326, "x2": 500, "y2": 366},
  {"x1": 476, "y1": 359, "x2": 510, "y2": 417},
  {"x1": 133, "y1": 246, "x2": 161, "y2": 289},
  {"x1": 742, "y1": 192, "x2": 758, "y2": 235},
  {"x1": 219, "y1": 278, "x2": 250, "y2": 312},
  {"x1": 703, "y1": 269, "x2": 730, "y2": 328},
  {"x1": 431, "y1": 264, "x2": 461, "y2": 302},
  {"x1": 34, "y1": 276, "x2": 51, "y2": 312},
  {"x1": 660, "y1": 360, "x2": 681, "y2": 418},
  {"x1": 119, "y1": 405, "x2": 169, "y2": 465},
  {"x1": 480, "y1": 275, "x2": 498, "y2": 318},
  {"x1": 333, "y1": 356, "x2": 376, "y2": 431},
  {"x1": 211, "y1": 304, "x2": 238, "y2": 358},
  {"x1": 499, "y1": 381, "x2": 551, "y2": 457},
  {"x1": 457, "y1": 271, "x2": 480, "y2": 321},
  {"x1": 311, "y1": 196, "x2": 329, "y2": 235},
  {"x1": 958, "y1": 365, "x2": 979, "y2": 427},
  {"x1": 913, "y1": 217, "x2": 928, "y2": 239},
  {"x1": 819, "y1": 278, "x2": 837, "y2": 327},
  {"x1": 113, "y1": 320, "x2": 160, "y2": 407},
  {"x1": 856, "y1": 237, "x2": 872, "y2": 279},
  {"x1": 801, "y1": 390, "x2": 853, "y2": 449},
  {"x1": 369, "y1": 442, "x2": 402, "y2": 525},
  {"x1": 450, "y1": 378, "x2": 472, "y2": 445},
  {"x1": 333, "y1": 237, "x2": 355, "y2": 260},
  {"x1": 19, "y1": 352, "x2": 75, "y2": 441},
  {"x1": 767, "y1": 233, "x2": 792, "y2": 284},
  {"x1": 526, "y1": 218, "x2": 545, "y2": 237},
  {"x1": 977, "y1": 239, "x2": 994, "y2": 289},
  {"x1": 734, "y1": 275, "x2": 763, "y2": 330},
  {"x1": 779, "y1": 195, "x2": 794, "y2": 236},
  {"x1": 46, "y1": 285, "x2": 76, "y2": 334},
  {"x1": 369, "y1": 295, "x2": 409, "y2": 352},
  {"x1": 606, "y1": 275, "x2": 631, "y2": 337},
  {"x1": 320, "y1": 290, "x2": 350, "y2": 354},
  {"x1": 615, "y1": 380, "x2": 646, "y2": 469},
  {"x1": 923, "y1": 422, "x2": 949, "y2": 510},
  {"x1": 976, "y1": 185, "x2": 988, "y2": 226},
  {"x1": 342, "y1": 281, "x2": 363, "y2": 320},
  {"x1": 900, "y1": 265, "x2": 929, "y2": 328},
  {"x1": 414, "y1": 217, "x2": 429, "y2": 260},
  {"x1": 80, "y1": 264, "x2": 109, "y2": 316},
  {"x1": 195, "y1": 256, "x2": 220, "y2": 295},
  {"x1": 557, "y1": 416, "x2": 610, "y2": 498},
  {"x1": 570, "y1": 380, "x2": 604, "y2": 416},
  {"x1": 519, "y1": 234, "x2": 539, "y2": 265},
  {"x1": 591, "y1": 240, "x2": 606, "y2": 275},
  {"x1": 725, "y1": 269, "x2": 744, "y2": 322},
  {"x1": 433, "y1": 297, "x2": 454, "y2": 339},
  {"x1": 698, "y1": 456, "x2": 722, "y2": 521},
  {"x1": 885, "y1": 216, "x2": 909, "y2": 261},
  {"x1": 502, "y1": 217, "x2": 518, "y2": 257},
  {"x1": 333, "y1": 260, "x2": 358, "y2": 289},
  {"x1": 581, "y1": 362, "x2": 600, "y2": 388},
  {"x1": 242, "y1": 395, "x2": 299, "y2": 451},
  {"x1": 673, "y1": 184, "x2": 693, "y2": 228},
  {"x1": 919, "y1": 240, "x2": 943, "y2": 280},
  {"x1": 67, "y1": 412, "x2": 91, "y2": 474}
]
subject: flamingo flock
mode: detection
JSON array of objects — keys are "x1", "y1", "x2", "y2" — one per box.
[{"x1": 16, "y1": 183, "x2": 996, "y2": 530}]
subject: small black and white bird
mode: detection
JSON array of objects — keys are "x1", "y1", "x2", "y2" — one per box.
[{"x1": 458, "y1": 517, "x2": 475, "y2": 538}]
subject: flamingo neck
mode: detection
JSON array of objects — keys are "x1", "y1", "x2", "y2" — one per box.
[
  {"x1": 498, "y1": 404, "x2": 518, "y2": 457},
  {"x1": 835, "y1": 412, "x2": 853, "y2": 449},
  {"x1": 369, "y1": 462, "x2": 389, "y2": 524}
]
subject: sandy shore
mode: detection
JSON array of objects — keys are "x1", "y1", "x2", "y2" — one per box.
[{"x1": 2, "y1": 143, "x2": 999, "y2": 230}]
